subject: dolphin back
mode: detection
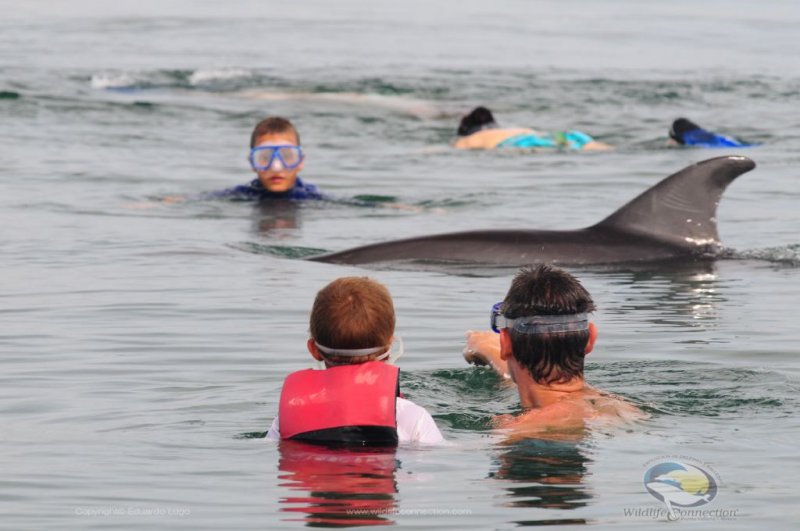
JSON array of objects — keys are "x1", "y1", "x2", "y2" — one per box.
[{"x1": 594, "y1": 156, "x2": 755, "y2": 249}]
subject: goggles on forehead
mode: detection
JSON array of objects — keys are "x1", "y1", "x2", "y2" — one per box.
[
  {"x1": 314, "y1": 336, "x2": 405, "y2": 368},
  {"x1": 249, "y1": 145, "x2": 304, "y2": 171},
  {"x1": 490, "y1": 301, "x2": 589, "y2": 334}
]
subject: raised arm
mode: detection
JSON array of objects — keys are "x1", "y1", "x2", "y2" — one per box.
[{"x1": 463, "y1": 330, "x2": 510, "y2": 379}]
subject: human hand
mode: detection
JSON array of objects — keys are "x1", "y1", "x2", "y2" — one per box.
[
  {"x1": 121, "y1": 195, "x2": 185, "y2": 210},
  {"x1": 464, "y1": 330, "x2": 511, "y2": 379},
  {"x1": 463, "y1": 330, "x2": 501, "y2": 365}
]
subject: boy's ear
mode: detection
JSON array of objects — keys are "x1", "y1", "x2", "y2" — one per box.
[
  {"x1": 307, "y1": 338, "x2": 324, "y2": 361},
  {"x1": 499, "y1": 329, "x2": 514, "y2": 361},
  {"x1": 584, "y1": 322, "x2": 598, "y2": 356}
]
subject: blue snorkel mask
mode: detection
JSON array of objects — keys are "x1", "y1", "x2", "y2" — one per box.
[
  {"x1": 249, "y1": 145, "x2": 304, "y2": 171},
  {"x1": 490, "y1": 301, "x2": 589, "y2": 334}
]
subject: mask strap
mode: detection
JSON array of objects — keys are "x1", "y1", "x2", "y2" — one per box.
[
  {"x1": 508, "y1": 313, "x2": 590, "y2": 334},
  {"x1": 314, "y1": 342, "x2": 389, "y2": 357},
  {"x1": 386, "y1": 335, "x2": 404, "y2": 365},
  {"x1": 313, "y1": 336, "x2": 404, "y2": 368}
]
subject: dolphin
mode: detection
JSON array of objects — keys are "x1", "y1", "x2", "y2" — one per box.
[{"x1": 310, "y1": 156, "x2": 755, "y2": 267}]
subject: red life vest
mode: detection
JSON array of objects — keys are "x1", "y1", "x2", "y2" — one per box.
[{"x1": 279, "y1": 361, "x2": 399, "y2": 446}]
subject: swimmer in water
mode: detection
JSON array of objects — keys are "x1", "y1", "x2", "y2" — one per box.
[
  {"x1": 267, "y1": 277, "x2": 444, "y2": 445},
  {"x1": 668, "y1": 117, "x2": 752, "y2": 148},
  {"x1": 158, "y1": 116, "x2": 326, "y2": 204},
  {"x1": 464, "y1": 265, "x2": 643, "y2": 440},
  {"x1": 453, "y1": 106, "x2": 612, "y2": 151},
  {"x1": 154, "y1": 116, "x2": 429, "y2": 211},
  {"x1": 210, "y1": 116, "x2": 326, "y2": 201}
]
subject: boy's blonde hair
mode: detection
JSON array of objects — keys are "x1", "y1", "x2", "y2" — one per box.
[{"x1": 310, "y1": 277, "x2": 395, "y2": 364}]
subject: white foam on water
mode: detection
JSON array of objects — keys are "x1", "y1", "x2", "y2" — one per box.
[
  {"x1": 188, "y1": 68, "x2": 251, "y2": 86},
  {"x1": 90, "y1": 72, "x2": 137, "y2": 89}
]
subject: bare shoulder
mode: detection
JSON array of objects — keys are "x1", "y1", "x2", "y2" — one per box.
[
  {"x1": 494, "y1": 389, "x2": 647, "y2": 442},
  {"x1": 496, "y1": 401, "x2": 586, "y2": 432},
  {"x1": 585, "y1": 388, "x2": 647, "y2": 421},
  {"x1": 494, "y1": 406, "x2": 588, "y2": 442}
]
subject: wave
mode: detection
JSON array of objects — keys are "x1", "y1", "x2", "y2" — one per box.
[
  {"x1": 90, "y1": 72, "x2": 140, "y2": 90},
  {"x1": 228, "y1": 242, "x2": 328, "y2": 259},
  {"x1": 238, "y1": 89, "x2": 442, "y2": 118},
  {"x1": 594, "y1": 361, "x2": 796, "y2": 419},
  {"x1": 89, "y1": 68, "x2": 265, "y2": 91},
  {"x1": 722, "y1": 244, "x2": 800, "y2": 266},
  {"x1": 87, "y1": 68, "x2": 444, "y2": 117},
  {"x1": 85, "y1": 68, "x2": 800, "y2": 100},
  {"x1": 187, "y1": 68, "x2": 252, "y2": 86},
  {"x1": 83, "y1": 68, "x2": 797, "y2": 137}
]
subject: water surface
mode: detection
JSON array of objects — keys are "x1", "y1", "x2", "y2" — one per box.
[{"x1": 2, "y1": 1, "x2": 800, "y2": 529}]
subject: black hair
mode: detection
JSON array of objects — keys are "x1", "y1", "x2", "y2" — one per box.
[
  {"x1": 502, "y1": 265, "x2": 596, "y2": 385},
  {"x1": 669, "y1": 118, "x2": 701, "y2": 144},
  {"x1": 457, "y1": 106, "x2": 497, "y2": 136}
]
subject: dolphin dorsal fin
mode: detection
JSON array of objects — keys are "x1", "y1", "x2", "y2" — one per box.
[{"x1": 594, "y1": 156, "x2": 755, "y2": 248}]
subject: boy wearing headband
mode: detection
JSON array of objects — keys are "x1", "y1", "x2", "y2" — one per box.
[
  {"x1": 464, "y1": 265, "x2": 641, "y2": 436},
  {"x1": 212, "y1": 116, "x2": 326, "y2": 201},
  {"x1": 267, "y1": 277, "x2": 444, "y2": 445}
]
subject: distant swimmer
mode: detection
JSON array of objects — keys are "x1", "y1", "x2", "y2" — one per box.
[
  {"x1": 266, "y1": 277, "x2": 444, "y2": 446},
  {"x1": 157, "y1": 116, "x2": 424, "y2": 211},
  {"x1": 209, "y1": 116, "x2": 326, "y2": 201},
  {"x1": 453, "y1": 106, "x2": 612, "y2": 151},
  {"x1": 156, "y1": 116, "x2": 325, "y2": 205},
  {"x1": 669, "y1": 117, "x2": 752, "y2": 148},
  {"x1": 464, "y1": 265, "x2": 644, "y2": 441}
]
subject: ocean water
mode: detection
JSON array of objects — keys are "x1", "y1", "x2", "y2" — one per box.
[{"x1": 2, "y1": 1, "x2": 800, "y2": 529}]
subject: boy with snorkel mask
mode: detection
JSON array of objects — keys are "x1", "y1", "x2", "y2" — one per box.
[
  {"x1": 213, "y1": 116, "x2": 326, "y2": 201},
  {"x1": 267, "y1": 277, "x2": 444, "y2": 445}
]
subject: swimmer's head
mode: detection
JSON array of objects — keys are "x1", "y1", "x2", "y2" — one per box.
[
  {"x1": 669, "y1": 118, "x2": 701, "y2": 144},
  {"x1": 250, "y1": 116, "x2": 301, "y2": 147},
  {"x1": 249, "y1": 116, "x2": 304, "y2": 193},
  {"x1": 308, "y1": 277, "x2": 396, "y2": 366},
  {"x1": 500, "y1": 265, "x2": 597, "y2": 385},
  {"x1": 457, "y1": 106, "x2": 498, "y2": 136}
]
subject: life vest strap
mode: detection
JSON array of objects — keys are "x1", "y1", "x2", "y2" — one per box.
[{"x1": 291, "y1": 425, "x2": 398, "y2": 446}]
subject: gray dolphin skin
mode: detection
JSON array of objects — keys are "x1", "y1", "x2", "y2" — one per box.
[{"x1": 310, "y1": 156, "x2": 755, "y2": 267}]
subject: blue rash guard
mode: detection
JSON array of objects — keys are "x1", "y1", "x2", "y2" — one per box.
[
  {"x1": 678, "y1": 128, "x2": 750, "y2": 148},
  {"x1": 497, "y1": 130, "x2": 595, "y2": 150},
  {"x1": 206, "y1": 177, "x2": 326, "y2": 201},
  {"x1": 669, "y1": 118, "x2": 752, "y2": 148}
]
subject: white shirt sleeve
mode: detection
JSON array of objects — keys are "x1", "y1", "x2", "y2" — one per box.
[
  {"x1": 265, "y1": 416, "x2": 280, "y2": 441},
  {"x1": 396, "y1": 397, "x2": 445, "y2": 444}
]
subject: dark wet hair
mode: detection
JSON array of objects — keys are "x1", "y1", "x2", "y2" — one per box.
[
  {"x1": 457, "y1": 106, "x2": 497, "y2": 136},
  {"x1": 250, "y1": 116, "x2": 300, "y2": 147},
  {"x1": 502, "y1": 265, "x2": 596, "y2": 385},
  {"x1": 669, "y1": 118, "x2": 701, "y2": 144}
]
